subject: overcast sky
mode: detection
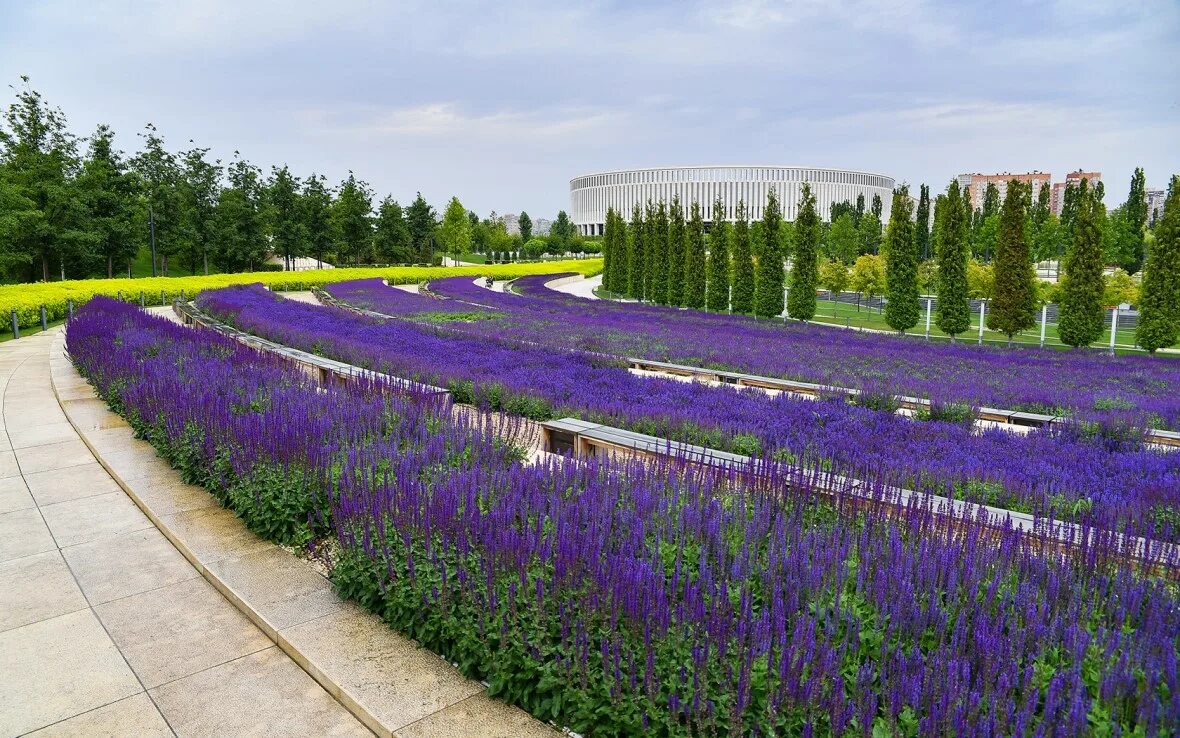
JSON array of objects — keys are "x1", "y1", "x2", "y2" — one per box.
[{"x1": 2, "y1": 0, "x2": 1177, "y2": 217}]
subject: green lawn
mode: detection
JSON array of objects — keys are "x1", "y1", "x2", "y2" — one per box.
[{"x1": 129, "y1": 248, "x2": 198, "y2": 278}]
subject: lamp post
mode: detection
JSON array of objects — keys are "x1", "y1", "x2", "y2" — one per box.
[{"x1": 148, "y1": 204, "x2": 158, "y2": 278}]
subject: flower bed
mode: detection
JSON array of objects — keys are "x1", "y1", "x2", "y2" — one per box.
[
  {"x1": 202, "y1": 284, "x2": 1180, "y2": 541},
  {"x1": 67, "y1": 296, "x2": 1180, "y2": 737},
  {"x1": 419, "y1": 274, "x2": 1180, "y2": 430},
  {"x1": 0, "y1": 260, "x2": 599, "y2": 331}
]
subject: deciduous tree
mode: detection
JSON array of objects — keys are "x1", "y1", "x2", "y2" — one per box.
[
  {"x1": 79, "y1": 124, "x2": 138, "y2": 278},
  {"x1": 373, "y1": 196, "x2": 412, "y2": 264},
  {"x1": 331, "y1": 172, "x2": 373, "y2": 265}
]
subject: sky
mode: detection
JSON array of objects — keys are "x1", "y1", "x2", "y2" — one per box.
[{"x1": 1, "y1": 0, "x2": 1177, "y2": 217}]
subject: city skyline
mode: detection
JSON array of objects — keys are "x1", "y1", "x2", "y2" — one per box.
[{"x1": 2, "y1": 0, "x2": 1176, "y2": 218}]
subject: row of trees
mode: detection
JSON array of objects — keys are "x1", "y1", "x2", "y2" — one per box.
[
  {"x1": 0, "y1": 79, "x2": 587, "y2": 282},
  {"x1": 599, "y1": 175, "x2": 1180, "y2": 352}
]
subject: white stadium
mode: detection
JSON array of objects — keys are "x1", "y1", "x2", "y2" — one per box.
[{"x1": 570, "y1": 165, "x2": 896, "y2": 236}]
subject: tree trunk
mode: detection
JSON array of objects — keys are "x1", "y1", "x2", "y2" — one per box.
[
  {"x1": 107, "y1": 255, "x2": 113, "y2": 279},
  {"x1": 203, "y1": 250, "x2": 208, "y2": 276},
  {"x1": 41, "y1": 255, "x2": 49, "y2": 282}
]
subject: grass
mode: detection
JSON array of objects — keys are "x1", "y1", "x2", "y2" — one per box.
[{"x1": 0, "y1": 317, "x2": 66, "y2": 343}]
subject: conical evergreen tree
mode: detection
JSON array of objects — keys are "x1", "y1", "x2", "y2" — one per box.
[
  {"x1": 1122, "y1": 167, "x2": 1148, "y2": 274},
  {"x1": 987, "y1": 181, "x2": 1038, "y2": 342},
  {"x1": 883, "y1": 185, "x2": 919, "y2": 332},
  {"x1": 706, "y1": 198, "x2": 730, "y2": 312},
  {"x1": 667, "y1": 196, "x2": 686, "y2": 306},
  {"x1": 730, "y1": 201, "x2": 755, "y2": 314},
  {"x1": 1058, "y1": 180, "x2": 1106, "y2": 347},
  {"x1": 1136, "y1": 176, "x2": 1180, "y2": 352},
  {"x1": 684, "y1": 200, "x2": 706, "y2": 309},
  {"x1": 648, "y1": 201, "x2": 669, "y2": 305},
  {"x1": 936, "y1": 180, "x2": 971, "y2": 337},
  {"x1": 788, "y1": 183, "x2": 820, "y2": 321},
  {"x1": 601, "y1": 206, "x2": 615, "y2": 292},
  {"x1": 914, "y1": 184, "x2": 931, "y2": 260},
  {"x1": 612, "y1": 209, "x2": 629, "y2": 294},
  {"x1": 754, "y1": 188, "x2": 785, "y2": 318},
  {"x1": 627, "y1": 203, "x2": 645, "y2": 300}
]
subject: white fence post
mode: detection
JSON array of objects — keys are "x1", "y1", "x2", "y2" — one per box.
[
  {"x1": 977, "y1": 301, "x2": 986, "y2": 345},
  {"x1": 1039, "y1": 304, "x2": 1048, "y2": 348},
  {"x1": 1109, "y1": 306, "x2": 1119, "y2": 354},
  {"x1": 924, "y1": 298, "x2": 932, "y2": 339}
]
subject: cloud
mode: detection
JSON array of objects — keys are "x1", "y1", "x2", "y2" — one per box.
[{"x1": 304, "y1": 103, "x2": 625, "y2": 141}]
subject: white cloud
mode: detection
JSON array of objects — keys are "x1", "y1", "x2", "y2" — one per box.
[{"x1": 304, "y1": 103, "x2": 625, "y2": 141}]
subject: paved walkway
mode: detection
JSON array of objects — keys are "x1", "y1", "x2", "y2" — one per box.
[
  {"x1": 0, "y1": 327, "x2": 557, "y2": 738},
  {"x1": 545, "y1": 274, "x2": 600, "y2": 300}
]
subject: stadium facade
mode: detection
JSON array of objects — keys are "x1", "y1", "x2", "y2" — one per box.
[{"x1": 570, "y1": 165, "x2": 895, "y2": 236}]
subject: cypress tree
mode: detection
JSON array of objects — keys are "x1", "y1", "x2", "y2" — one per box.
[
  {"x1": 684, "y1": 200, "x2": 707, "y2": 309},
  {"x1": 914, "y1": 184, "x2": 931, "y2": 260},
  {"x1": 1136, "y1": 176, "x2": 1180, "y2": 352},
  {"x1": 627, "y1": 203, "x2": 645, "y2": 300},
  {"x1": 883, "y1": 185, "x2": 919, "y2": 332},
  {"x1": 730, "y1": 201, "x2": 755, "y2": 314},
  {"x1": 754, "y1": 187, "x2": 785, "y2": 318},
  {"x1": 987, "y1": 181, "x2": 1038, "y2": 342},
  {"x1": 643, "y1": 201, "x2": 659, "y2": 300},
  {"x1": 936, "y1": 180, "x2": 971, "y2": 337},
  {"x1": 1058, "y1": 180, "x2": 1106, "y2": 347},
  {"x1": 981, "y1": 182, "x2": 1000, "y2": 219},
  {"x1": 601, "y1": 206, "x2": 615, "y2": 292},
  {"x1": 649, "y1": 200, "x2": 669, "y2": 304},
  {"x1": 667, "y1": 196, "x2": 686, "y2": 306},
  {"x1": 612, "y1": 209, "x2": 629, "y2": 294},
  {"x1": 1122, "y1": 167, "x2": 1148, "y2": 273},
  {"x1": 706, "y1": 198, "x2": 731, "y2": 311},
  {"x1": 871, "y1": 193, "x2": 883, "y2": 219},
  {"x1": 788, "y1": 183, "x2": 820, "y2": 321}
]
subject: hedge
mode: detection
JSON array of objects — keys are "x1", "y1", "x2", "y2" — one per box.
[{"x1": 0, "y1": 259, "x2": 602, "y2": 330}]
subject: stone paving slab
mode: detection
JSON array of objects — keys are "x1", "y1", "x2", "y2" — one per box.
[{"x1": 45, "y1": 326, "x2": 561, "y2": 738}]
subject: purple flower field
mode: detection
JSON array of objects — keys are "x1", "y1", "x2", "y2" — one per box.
[
  {"x1": 413, "y1": 274, "x2": 1180, "y2": 430},
  {"x1": 66, "y1": 296, "x2": 1180, "y2": 737},
  {"x1": 200, "y1": 283, "x2": 1180, "y2": 541}
]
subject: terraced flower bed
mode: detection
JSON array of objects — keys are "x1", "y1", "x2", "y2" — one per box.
[
  {"x1": 416, "y1": 274, "x2": 1180, "y2": 430},
  {"x1": 198, "y1": 283, "x2": 1180, "y2": 541},
  {"x1": 66, "y1": 296, "x2": 1180, "y2": 737}
]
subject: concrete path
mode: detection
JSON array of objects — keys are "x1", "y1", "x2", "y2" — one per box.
[
  {"x1": 546, "y1": 274, "x2": 600, "y2": 300},
  {"x1": 0, "y1": 327, "x2": 558, "y2": 738}
]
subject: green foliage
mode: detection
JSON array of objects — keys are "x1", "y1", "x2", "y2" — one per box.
[
  {"x1": 967, "y1": 259, "x2": 994, "y2": 299},
  {"x1": 705, "y1": 199, "x2": 730, "y2": 311},
  {"x1": 1136, "y1": 176, "x2": 1180, "y2": 352},
  {"x1": 1059, "y1": 180, "x2": 1107, "y2": 347},
  {"x1": 438, "y1": 196, "x2": 473, "y2": 257},
  {"x1": 914, "y1": 184, "x2": 931, "y2": 260},
  {"x1": 850, "y1": 254, "x2": 886, "y2": 307},
  {"x1": 857, "y1": 211, "x2": 882, "y2": 256},
  {"x1": 78, "y1": 124, "x2": 139, "y2": 278},
  {"x1": 753, "y1": 188, "x2": 784, "y2": 319},
  {"x1": 684, "y1": 201, "x2": 706, "y2": 309},
  {"x1": 132, "y1": 124, "x2": 185, "y2": 275},
  {"x1": 212, "y1": 157, "x2": 266, "y2": 272},
  {"x1": 405, "y1": 192, "x2": 437, "y2": 262},
  {"x1": 1121, "y1": 167, "x2": 1148, "y2": 273},
  {"x1": 179, "y1": 145, "x2": 220, "y2": 275},
  {"x1": 666, "y1": 196, "x2": 686, "y2": 306},
  {"x1": 825, "y1": 212, "x2": 858, "y2": 264},
  {"x1": 648, "y1": 201, "x2": 669, "y2": 305},
  {"x1": 1103, "y1": 268, "x2": 1139, "y2": 307},
  {"x1": 549, "y1": 210, "x2": 576, "y2": 254},
  {"x1": 263, "y1": 165, "x2": 302, "y2": 269},
  {"x1": 988, "y1": 180, "x2": 1038, "y2": 339},
  {"x1": 883, "y1": 185, "x2": 919, "y2": 332},
  {"x1": 373, "y1": 197, "x2": 413, "y2": 264},
  {"x1": 300, "y1": 174, "x2": 334, "y2": 265},
  {"x1": 627, "y1": 204, "x2": 645, "y2": 299},
  {"x1": 787, "y1": 184, "x2": 820, "y2": 320},
  {"x1": 935, "y1": 180, "x2": 971, "y2": 337},
  {"x1": 518, "y1": 211, "x2": 532, "y2": 242},
  {"x1": 731, "y1": 201, "x2": 754, "y2": 313},
  {"x1": 330, "y1": 173, "x2": 374, "y2": 265},
  {"x1": 818, "y1": 257, "x2": 849, "y2": 296}
]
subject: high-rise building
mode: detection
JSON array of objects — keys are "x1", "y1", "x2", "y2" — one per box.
[
  {"x1": 1050, "y1": 170, "x2": 1102, "y2": 216},
  {"x1": 499, "y1": 213, "x2": 520, "y2": 236},
  {"x1": 1146, "y1": 188, "x2": 1167, "y2": 226},
  {"x1": 954, "y1": 171, "x2": 1053, "y2": 211}
]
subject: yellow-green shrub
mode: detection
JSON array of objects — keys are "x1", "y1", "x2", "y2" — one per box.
[{"x1": 0, "y1": 260, "x2": 602, "y2": 330}]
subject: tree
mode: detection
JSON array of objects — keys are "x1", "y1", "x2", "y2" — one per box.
[
  {"x1": 300, "y1": 174, "x2": 333, "y2": 266},
  {"x1": 825, "y1": 212, "x2": 858, "y2": 264},
  {"x1": 858, "y1": 211, "x2": 882, "y2": 256},
  {"x1": 914, "y1": 184, "x2": 931, "y2": 260},
  {"x1": 649, "y1": 201, "x2": 669, "y2": 305},
  {"x1": 1103, "y1": 268, "x2": 1139, "y2": 307},
  {"x1": 788, "y1": 183, "x2": 820, "y2": 321},
  {"x1": 987, "y1": 180, "x2": 1038, "y2": 341},
  {"x1": 883, "y1": 185, "x2": 919, "y2": 332},
  {"x1": 1120, "y1": 167, "x2": 1148, "y2": 273},
  {"x1": 967, "y1": 259, "x2": 995, "y2": 299},
  {"x1": 705, "y1": 198, "x2": 730, "y2": 311},
  {"x1": 178, "y1": 145, "x2": 220, "y2": 274},
  {"x1": 437, "y1": 196, "x2": 472, "y2": 259},
  {"x1": 1136, "y1": 177, "x2": 1180, "y2": 352},
  {"x1": 132, "y1": 125, "x2": 185, "y2": 275},
  {"x1": 518, "y1": 211, "x2": 532, "y2": 242},
  {"x1": 0, "y1": 77, "x2": 89, "y2": 281},
  {"x1": 331, "y1": 173, "x2": 373, "y2": 265},
  {"x1": 264, "y1": 165, "x2": 302, "y2": 271},
  {"x1": 754, "y1": 187, "x2": 784, "y2": 319},
  {"x1": 0, "y1": 166, "x2": 38, "y2": 277},
  {"x1": 730, "y1": 200, "x2": 754, "y2": 314},
  {"x1": 1058, "y1": 179, "x2": 1106, "y2": 347},
  {"x1": 684, "y1": 201, "x2": 706, "y2": 308},
  {"x1": 935, "y1": 180, "x2": 971, "y2": 338},
  {"x1": 78, "y1": 124, "x2": 138, "y2": 278},
  {"x1": 849, "y1": 254, "x2": 886, "y2": 311},
  {"x1": 373, "y1": 197, "x2": 412, "y2": 263},
  {"x1": 550, "y1": 211, "x2": 575, "y2": 254},
  {"x1": 819, "y1": 257, "x2": 849, "y2": 297},
  {"x1": 871, "y1": 193, "x2": 883, "y2": 219},
  {"x1": 972, "y1": 212, "x2": 1000, "y2": 262},
  {"x1": 665, "y1": 196, "x2": 686, "y2": 306},
  {"x1": 405, "y1": 192, "x2": 437, "y2": 262},
  {"x1": 211, "y1": 156, "x2": 264, "y2": 272},
  {"x1": 627, "y1": 203, "x2": 645, "y2": 299},
  {"x1": 981, "y1": 182, "x2": 1000, "y2": 220}
]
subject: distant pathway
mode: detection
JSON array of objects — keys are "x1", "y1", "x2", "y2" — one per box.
[{"x1": 546, "y1": 274, "x2": 601, "y2": 300}]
